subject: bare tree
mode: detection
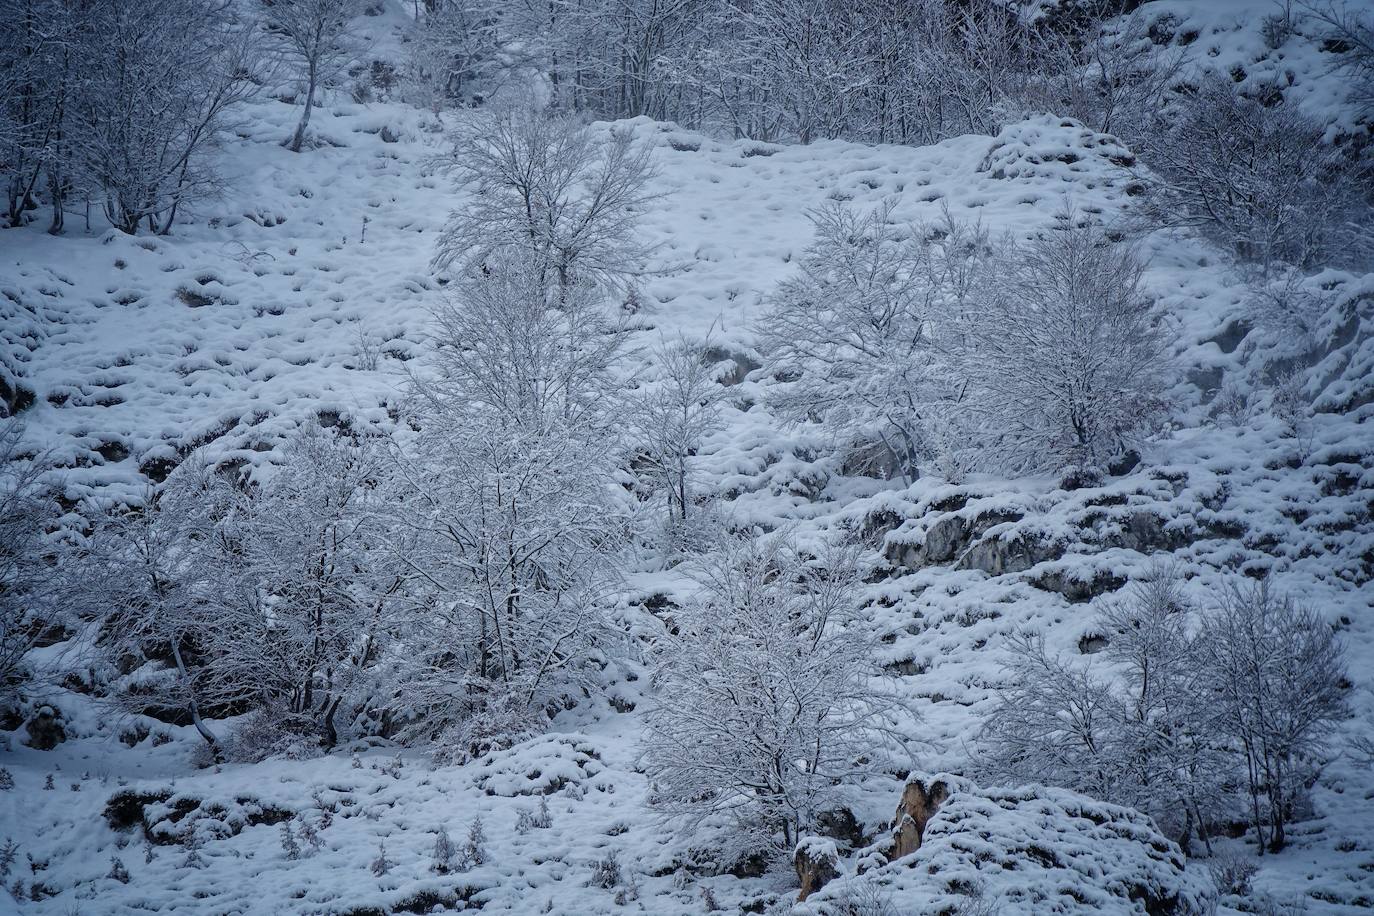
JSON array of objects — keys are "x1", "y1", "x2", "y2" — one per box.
[
  {"x1": 1199, "y1": 578, "x2": 1349, "y2": 854},
  {"x1": 267, "y1": 0, "x2": 362, "y2": 153},
  {"x1": 956, "y1": 221, "x2": 1169, "y2": 475},
  {"x1": 642, "y1": 535, "x2": 905, "y2": 862},
  {"x1": 432, "y1": 106, "x2": 660, "y2": 296}
]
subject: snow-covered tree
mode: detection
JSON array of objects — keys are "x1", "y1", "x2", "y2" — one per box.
[
  {"x1": 1199, "y1": 578, "x2": 1349, "y2": 854},
  {"x1": 403, "y1": 0, "x2": 507, "y2": 111},
  {"x1": 955, "y1": 221, "x2": 1168, "y2": 475},
  {"x1": 92, "y1": 456, "x2": 258, "y2": 759},
  {"x1": 266, "y1": 0, "x2": 362, "y2": 152},
  {"x1": 629, "y1": 334, "x2": 725, "y2": 533},
  {"x1": 233, "y1": 422, "x2": 402, "y2": 750},
  {"x1": 976, "y1": 570, "x2": 1226, "y2": 851},
  {"x1": 642, "y1": 535, "x2": 905, "y2": 861},
  {"x1": 0, "y1": 0, "x2": 78, "y2": 232},
  {"x1": 1141, "y1": 75, "x2": 1373, "y2": 274},
  {"x1": 0, "y1": 424, "x2": 54, "y2": 708},
  {"x1": 391, "y1": 256, "x2": 630, "y2": 757},
  {"x1": 761, "y1": 201, "x2": 994, "y2": 483},
  {"x1": 432, "y1": 106, "x2": 659, "y2": 296},
  {"x1": 76, "y1": 0, "x2": 265, "y2": 233}
]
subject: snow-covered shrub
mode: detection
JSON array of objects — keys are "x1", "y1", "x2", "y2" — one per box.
[
  {"x1": 1198, "y1": 577, "x2": 1349, "y2": 853},
  {"x1": 1141, "y1": 74, "x2": 1373, "y2": 274},
  {"x1": 369, "y1": 840, "x2": 390, "y2": 876},
  {"x1": 460, "y1": 815, "x2": 486, "y2": 869},
  {"x1": 279, "y1": 823, "x2": 301, "y2": 861},
  {"x1": 590, "y1": 850, "x2": 621, "y2": 889},
  {"x1": 432, "y1": 826, "x2": 455, "y2": 874},
  {"x1": 643, "y1": 535, "x2": 909, "y2": 862},
  {"x1": 515, "y1": 797, "x2": 554, "y2": 833},
  {"x1": 955, "y1": 221, "x2": 1170, "y2": 475},
  {"x1": 761, "y1": 202, "x2": 996, "y2": 483},
  {"x1": 1209, "y1": 851, "x2": 1258, "y2": 897}
]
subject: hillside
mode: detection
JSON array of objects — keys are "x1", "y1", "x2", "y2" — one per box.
[{"x1": 2, "y1": 1, "x2": 1373, "y2": 914}]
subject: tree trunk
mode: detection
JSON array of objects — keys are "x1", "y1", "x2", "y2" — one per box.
[
  {"x1": 289, "y1": 64, "x2": 318, "y2": 153},
  {"x1": 170, "y1": 635, "x2": 221, "y2": 760}
]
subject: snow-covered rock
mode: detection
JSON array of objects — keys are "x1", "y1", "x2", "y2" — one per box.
[{"x1": 800, "y1": 774, "x2": 1217, "y2": 916}]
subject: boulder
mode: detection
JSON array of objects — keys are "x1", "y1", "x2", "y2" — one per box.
[
  {"x1": 794, "y1": 837, "x2": 840, "y2": 902},
  {"x1": 890, "y1": 775, "x2": 953, "y2": 860},
  {"x1": 24, "y1": 705, "x2": 65, "y2": 750}
]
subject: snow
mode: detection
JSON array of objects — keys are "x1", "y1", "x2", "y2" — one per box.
[{"x1": 2, "y1": 1, "x2": 1373, "y2": 913}]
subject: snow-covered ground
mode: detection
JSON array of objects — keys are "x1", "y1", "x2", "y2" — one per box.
[{"x1": 3, "y1": 2, "x2": 1373, "y2": 913}]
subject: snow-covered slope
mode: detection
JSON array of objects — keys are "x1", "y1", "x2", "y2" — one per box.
[{"x1": 3, "y1": 5, "x2": 1373, "y2": 914}]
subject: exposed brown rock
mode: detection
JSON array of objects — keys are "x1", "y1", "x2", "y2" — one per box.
[{"x1": 891, "y1": 776, "x2": 952, "y2": 860}]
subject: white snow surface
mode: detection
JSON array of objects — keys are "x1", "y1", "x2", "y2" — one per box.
[{"x1": 3, "y1": 2, "x2": 1374, "y2": 913}]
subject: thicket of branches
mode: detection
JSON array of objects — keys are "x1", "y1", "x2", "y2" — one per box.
[
  {"x1": 978, "y1": 568, "x2": 1349, "y2": 857},
  {"x1": 1, "y1": 0, "x2": 369, "y2": 234}
]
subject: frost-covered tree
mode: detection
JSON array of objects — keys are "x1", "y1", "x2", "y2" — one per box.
[
  {"x1": 391, "y1": 256, "x2": 629, "y2": 757},
  {"x1": 403, "y1": 0, "x2": 507, "y2": 111},
  {"x1": 981, "y1": 570, "x2": 1350, "y2": 855},
  {"x1": 0, "y1": 0, "x2": 78, "y2": 232},
  {"x1": 1142, "y1": 75, "x2": 1373, "y2": 274},
  {"x1": 761, "y1": 202, "x2": 994, "y2": 483},
  {"x1": 1039, "y1": 10, "x2": 1186, "y2": 142},
  {"x1": 956, "y1": 222, "x2": 1168, "y2": 475},
  {"x1": 977, "y1": 630, "x2": 1128, "y2": 805},
  {"x1": 643, "y1": 536, "x2": 904, "y2": 860},
  {"x1": 93, "y1": 456, "x2": 258, "y2": 759},
  {"x1": 233, "y1": 422, "x2": 402, "y2": 750},
  {"x1": 76, "y1": 0, "x2": 265, "y2": 233},
  {"x1": 977, "y1": 571, "x2": 1226, "y2": 851},
  {"x1": 432, "y1": 106, "x2": 659, "y2": 296},
  {"x1": 1199, "y1": 579, "x2": 1349, "y2": 854},
  {"x1": 0, "y1": 424, "x2": 53, "y2": 708},
  {"x1": 266, "y1": 0, "x2": 362, "y2": 152},
  {"x1": 629, "y1": 334, "x2": 725, "y2": 532}
]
